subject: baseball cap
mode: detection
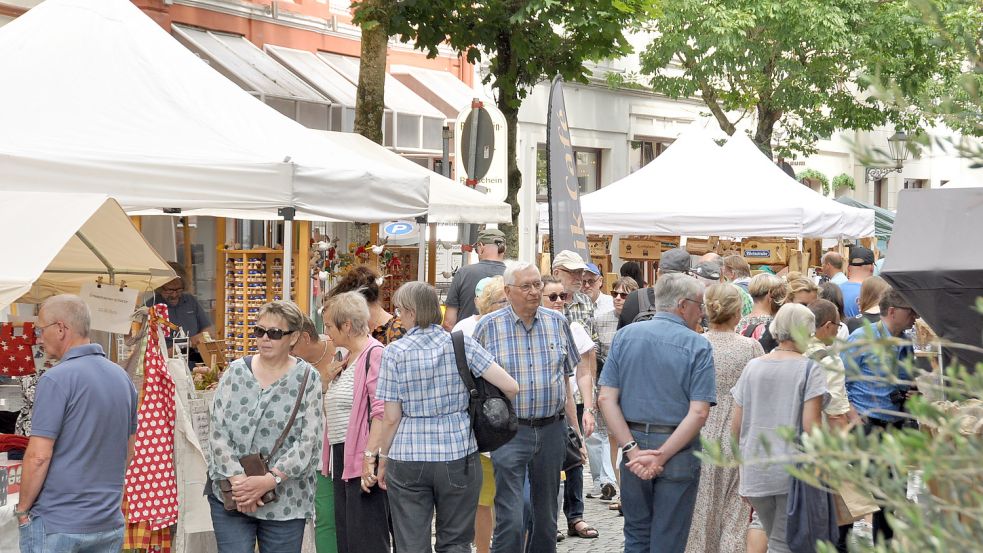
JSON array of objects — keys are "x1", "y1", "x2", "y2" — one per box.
[
  {"x1": 475, "y1": 228, "x2": 505, "y2": 245},
  {"x1": 474, "y1": 276, "x2": 497, "y2": 297},
  {"x1": 848, "y1": 246, "x2": 875, "y2": 266},
  {"x1": 659, "y1": 248, "x2": 692, "y2": 274},
  {"x1": 552, "y1": 250, "x2": 588, "y2": 271},
  {"x1": 691, "y1": 260, "x2": 721, "y2": 280},
  {"x1": 585, "y1": 263, "x2": 602, "y2": 276}
]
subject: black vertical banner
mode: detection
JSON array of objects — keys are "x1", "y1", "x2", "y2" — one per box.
[{"x1": 546, "y1": 76, "x2": 590, "y2": 261}]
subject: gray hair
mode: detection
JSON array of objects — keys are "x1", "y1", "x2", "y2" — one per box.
[
  {"x1": 41, "y1": 294, "x2": 91, "y2": 338},
  {"x1": 653, "y1": 273, "x2": 704, "y2": 311},
  {"x1": 257, "y1": 300, "x2": 306, "y2": 333},
  {"x1": 393, "y1": 281, "x2": 443, "y2": 328},
  {"x1": 322, "y1": 292, "x2": 370, "y2": 335},
  {"x1": 769, "y1": 303, "x2": 816, "y2": 343},
  {"x1": 503, "y1": 261, "x2": 538, "y2": 286}
]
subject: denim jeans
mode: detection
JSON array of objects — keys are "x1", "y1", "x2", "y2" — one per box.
[
  {"x1": 490, "y1": 418, "x2": 565, "y2": 553},
  {"x1": 585, "y1": 426, "x2": 616, "y2": 487},
  {"x1": 562, "y1": 463, "x2": 585, "y2": 523},
  {"x1": 208, "y1": 493, "x2": 307, "y2": 553},
  {"x1": 620, "y1": 430, "x2": 701, "y2": 553},
  {"x1": 19, "y1": 514, "x2": 124, "y2": 553},
  {"x1": 386, "y1": 453, "x2": 481, "y2": 552}
]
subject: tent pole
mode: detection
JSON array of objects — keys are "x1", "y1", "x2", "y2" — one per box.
[
  {"x1": 417, "y1": 223, "x2": 427, "y2": 282},
  {"x1": 75, "y1": 230, "x2": 115, "y2": 284},
  {"x1": 280, "y1": 208, "x2": 296, "y2": 300}
]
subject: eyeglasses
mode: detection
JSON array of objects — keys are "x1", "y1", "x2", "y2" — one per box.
[
  {"x1": 34, "y1": 322, "x2": 61, "y2": 339},
  {"x1": 582, "y1": 278, "x2": 599, "y2": 286},
  {"x1": 543, "y1": 292, "x2": 571, "y2": 302},
  {"x1": 161, "y1": 287, "x2": 184, "y2": 294},
  {"x1": 511, "y1": 281, "x2": 545, "y2": 293},
  {"x1": 682, "y1": 298, "x2": 704, "y2": 310},
  {"x1": 612, "y1": 291, "x2": 631, "y2": 299},
  {"x1": 252, "y1": 326, "x2": 295, "y2": 340},
  {"x1": 492, "y1": 299, "x2": 508, "y2": 306}
]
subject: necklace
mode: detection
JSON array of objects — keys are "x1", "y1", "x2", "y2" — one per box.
[
  {"x1": 773, "y1": 346, "x2": 800, "y2": 353},
  {"x1": 311, "y1": 340, "x2": 329, "y2": 365}
]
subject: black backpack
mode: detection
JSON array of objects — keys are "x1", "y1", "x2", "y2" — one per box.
[
  {"x1": 632, "y1": 288, "x2": 659, "y2": 323},
  {"x1": 451, "y1": 331, "x2": 518, "y2": 452}
]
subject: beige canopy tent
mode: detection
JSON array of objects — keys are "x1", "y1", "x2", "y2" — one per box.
[{"x1": 0, "y1": 192, "x2": 176, "y2": 309}]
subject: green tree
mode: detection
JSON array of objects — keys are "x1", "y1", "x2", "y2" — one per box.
[
  {"x1": 351, "y1": 0, "x2": 397, "y2": 145},
  {"x1": 638, "y1": 0, "x2": 969, "y2": 159},
  {"x1": 391, "y1": 0, "x2": 644, "y2": 250}
]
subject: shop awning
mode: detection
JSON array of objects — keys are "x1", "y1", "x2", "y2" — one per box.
[
  {"x1": 266, "y1": 44, "x2": 357, "y2": 132},
  {"x1": 319, "y1": 53, "x2": 446, "y2": 152},
  {"x1": 173, "y1": 24, "x2": 333, "y2": 130},
  {"x1": 0, "y1": 0, "x2": 430, "y2": 223},
  {"x1": 0, "y1": 192, "x2": 176, "y2": 309},
  {"x1": 390, "y1": 64, "x2": 478, "y2": 119}
]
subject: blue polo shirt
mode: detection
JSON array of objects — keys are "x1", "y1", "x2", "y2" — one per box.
[
  {"x1": 146, "y1": 293, "x2": 211, "y2": 343},
  {"x1": 840, "y1": 281, "x2": 862, "y2": 318},
  {"x1": 30, "y1": 344, "x2": 138, "y2": 534},
  {"x1": 842, "y1": 322, "x2": 912, "y2": 423},
  {"x1": 600, "y1": 312, "x2": 716, "y2": 426}
]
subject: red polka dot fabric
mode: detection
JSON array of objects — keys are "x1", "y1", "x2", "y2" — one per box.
[{"x1": 124, "y1": 304, "x2": 178, "y2": 530}]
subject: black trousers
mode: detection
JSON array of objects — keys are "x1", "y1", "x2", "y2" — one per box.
[
  {"x1": 332, "y1": 442, "x2": 391, "y2": 553},
  {"x1": 863, "y1": 418, "x2": 905, "y2": 544}
]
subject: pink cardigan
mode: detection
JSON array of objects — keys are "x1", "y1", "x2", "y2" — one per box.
[{"x1": 321, "y1": 337, "x2": 386, "y2": 480}]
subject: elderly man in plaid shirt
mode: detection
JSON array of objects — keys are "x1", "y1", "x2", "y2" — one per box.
[{"x1": 473, "y1": 262, "x2": 582, "y2": 553}]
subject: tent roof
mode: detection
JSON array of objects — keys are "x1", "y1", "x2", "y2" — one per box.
[
  {"x1": 0, "y1": 192, "x2": 176, "y2": 310},
  {"x1": 881, "y1": 188, "x2": 983, "y2": 367},
  {"x1": 720, "y1": 135, "x2": 874, "y2": 238},
  {"x1": 835, "y1": 196, "x2": 895, "y2": 240},
  {"x1": 0, "y1": 0, "x2": 429, "y2": 223}
]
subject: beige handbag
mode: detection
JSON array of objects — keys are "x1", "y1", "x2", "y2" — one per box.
[{"x1": 834, "y1": 482, "x2": 880, "y2": 526}]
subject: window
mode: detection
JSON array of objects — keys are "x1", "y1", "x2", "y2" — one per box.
[
  {"x1": 535, "y1": 146, "x2": 603, "y2": 200},
  {"x1": 629, "y1": 138, "x2": 672, "y2": 173},
  {"x1": 904, "y1": 178, "x2": 926, "y2": 189},
  {"x1": 874, "y1": 178, "x2": 888, "y2": 207}
]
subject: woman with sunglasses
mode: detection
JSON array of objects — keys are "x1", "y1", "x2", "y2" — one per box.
[
  {"x1": 207, "y1": 300, "x2": 323, "y2": 553},
  {"x1": 593, "y1": 276, "x2": 639, "y2": 510},
  {"x1": 320, "y1": 291, "x2": 390, "y2": 553}
]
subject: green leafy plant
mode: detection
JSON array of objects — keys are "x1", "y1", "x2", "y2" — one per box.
[
  {"x1": 798, "y1": 168, "x2": 830, "y2": 196},
  {"x1": 831, "y1": 173, "x2": 856, "y2": 195}
]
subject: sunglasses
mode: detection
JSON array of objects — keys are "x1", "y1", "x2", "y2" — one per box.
[
  {"x1": 544, "y1": 292, "x2": 571, "y2": 302},
  {"x1": 252, "y1": 326, "x2": 295, "y2": 340},
  {"x1": 612, "y1": 291, "x2": 631, "y2": 299}
]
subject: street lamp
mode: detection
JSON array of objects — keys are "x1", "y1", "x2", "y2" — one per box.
[{"x1": 864, "y1": 131, "x2": 909, "y2": 183}]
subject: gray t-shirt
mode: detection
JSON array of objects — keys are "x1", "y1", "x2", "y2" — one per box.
[
  {"x1": 731, "y1": 356, "x2": 828, "y2": 497},
  {"x1": 445, "y1": 260, "x2": 505, "y2": 319},
  {"x1": 30, "y1": 344, "x2": 138, "y2": 533}
]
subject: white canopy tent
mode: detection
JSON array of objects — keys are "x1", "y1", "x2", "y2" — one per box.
[
  {"x1": 0, "y1": 0, "x2": 434, "y2": 292},
  {"x1": 0, "y1": 192, "x2": 176, "y2": 310},
  {"x1": 942, "y1": 176, "x2": 982, "y2": 188},
  {"x1": 720, "y1": 134, "x2": 874, "y2": 238},
  {"x1": 579, "y1": 130, "x2": 874, "y2": 238}
]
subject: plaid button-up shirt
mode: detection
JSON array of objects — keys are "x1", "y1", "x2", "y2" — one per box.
[
  {"x1": 376, "y1": 325, "x2": 495, "y2": 462},
  {"x1": 565, "y1": 291, "x2": 598, "y2": 346},
  {"x1": 473, "y1": 306, "x2": 579, "y2": 419}
]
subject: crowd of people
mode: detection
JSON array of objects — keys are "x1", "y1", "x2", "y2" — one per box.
[{"x1": 14, "y1": 235, "x2": 919, "y2": 553}]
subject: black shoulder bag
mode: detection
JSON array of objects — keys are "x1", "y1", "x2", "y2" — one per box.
[{"x1": 451, "y1": 331, "x2": 517, "y2": 452}]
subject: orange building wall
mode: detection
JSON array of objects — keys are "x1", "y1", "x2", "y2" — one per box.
[{"x1": 132, "y1": 0, "x2": 473, "y2": 86}]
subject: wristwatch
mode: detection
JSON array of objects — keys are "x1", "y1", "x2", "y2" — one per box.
[
  {"x1": 268, "y1": 471, "x2": 283, "y2": 486},
  {"x1": 364, "y1": 449, "x2": 378, "y2": 459},
  {"x1": 13, "y1": 508, "x2": 30, "y2": 518},
  {"x1": 587, "y1": 407, "x2": 599, "y2": 416},
  {"x1": 621, "y1": 440, "x2": 638, "y2": 454}
]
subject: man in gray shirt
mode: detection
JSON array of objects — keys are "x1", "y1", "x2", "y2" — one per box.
[
  {"x1": 16, "y1": 294, "x2": 138, "y2": 553},
  {"x1": 443, "y1": 228, "x2": 507, "y2": 329}
]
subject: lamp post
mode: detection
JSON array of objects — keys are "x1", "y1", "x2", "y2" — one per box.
[{"x1": 864, "y1": 131, "x2": 909, "y2": 183}]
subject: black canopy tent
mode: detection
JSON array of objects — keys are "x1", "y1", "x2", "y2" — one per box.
[{"x1": 881, "y1": 188, "x2": 983, "y2": 371}]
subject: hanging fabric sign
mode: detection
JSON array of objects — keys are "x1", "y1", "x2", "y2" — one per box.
[{"x1": 79, "y1": 282, "x2": 139, "y2": 333}]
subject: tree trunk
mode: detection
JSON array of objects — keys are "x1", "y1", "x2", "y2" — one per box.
[
  {"x1": 353, "y1": 0, "x2": 390, "y2": 145},
  {"x1": 498, "y1": 95, "x2": 522, "y2": 256}
]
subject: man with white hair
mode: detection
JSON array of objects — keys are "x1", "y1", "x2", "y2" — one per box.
[
  {"x1": 473, "y1": 262, "x2": 581, "y2": 553},
  {"x1": 598, "y1": 274, "x2": 716, "y2": 553},
  {"x1": 15, "y1": 294, "x2": 138, "y2": 553}
]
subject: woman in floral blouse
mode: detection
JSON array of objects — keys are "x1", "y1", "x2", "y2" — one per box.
[
  {"x1": 208, "y1": 300, "x2": 323, "y2": 553},
  {"x1": 327, "y1": 266, "x2": 406, "y2": 345}
]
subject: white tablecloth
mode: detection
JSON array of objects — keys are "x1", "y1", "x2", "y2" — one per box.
[{"x1": 1, "y1": 492, "x2": 19, "y2": 551}]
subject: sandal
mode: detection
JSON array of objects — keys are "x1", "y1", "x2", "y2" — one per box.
[
  {"x1": 608, "y1": 501, "x2": 621, "y2": 510},
  {"x1": 567, "y1": 519, "x2": 599, "y2": 539}
]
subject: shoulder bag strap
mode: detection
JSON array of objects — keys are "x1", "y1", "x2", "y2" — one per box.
[
  {"x1": 637, "y1": 288, "x2": 652, "y2": 315},
  {"x1": 795, "y1": 360, "x2": 814, "y2": 435},
  {"x1": 363, "y1": 345, "x2": 383, "y2": 426},
  {"x1": 451, "y1": 331, "x2": 478, "y2": 395},
  {"x1": 268, "y1": 365, "x2": 311, "y2": 459}
]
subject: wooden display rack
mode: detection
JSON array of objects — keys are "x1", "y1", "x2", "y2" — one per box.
[
  {"x1": 378, "y1": 247, "x2": 420, "y2": 313},
  {"x1": 221, "y1": 248, "x2": 296, "y2": 359}
]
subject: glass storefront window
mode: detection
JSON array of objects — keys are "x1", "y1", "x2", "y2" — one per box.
[
  {"x1": 536, "y1": 146, "x2": 603, "y2": 200},
  {"x1": 629, "y1": 138, "x2": 672, "y2": 173}
]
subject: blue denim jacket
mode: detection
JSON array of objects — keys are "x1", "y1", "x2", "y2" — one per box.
[{"x1": 841, "y1": 322, "x2": 913, "y2": 423}]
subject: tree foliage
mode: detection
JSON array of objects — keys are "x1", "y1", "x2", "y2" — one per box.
[
  {"x1": 639, "y1": 0, "x2": 971, "y2": 159},
  {"x1": 390, "y1": 0, "x2": 644, "y2": 249}
]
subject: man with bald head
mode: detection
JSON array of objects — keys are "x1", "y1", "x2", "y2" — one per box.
[
  {"x1": 15, "y1": 294, "x2": 138, "y2": 553},
  {"x1": 821, "y1": 251, "x2": 848, "y2": 285}
]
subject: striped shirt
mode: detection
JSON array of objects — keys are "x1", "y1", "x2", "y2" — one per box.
[
  {"x1": 473, "y1": 306, "x2": 579, "y2": 419},
  {"x1": 376, "y1": 325, "x2": 496, "y2": 462},
  {"x1": 324, "y1": 366, "x2": 355, "y2": 445}
]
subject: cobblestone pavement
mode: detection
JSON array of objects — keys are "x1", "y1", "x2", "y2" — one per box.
[{"x1": 557, "y1": 471, "x2": 625, "y2": 553}]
